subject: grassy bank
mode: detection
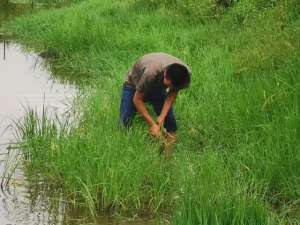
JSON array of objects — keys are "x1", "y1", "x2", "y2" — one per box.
[{"x1": 6, "y1": 0, "x2": 300, "y2": 224}]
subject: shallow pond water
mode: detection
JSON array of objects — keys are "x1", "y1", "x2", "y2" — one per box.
[{"x1": 0, "y1": 40, "x2": 77, "y2": 225}]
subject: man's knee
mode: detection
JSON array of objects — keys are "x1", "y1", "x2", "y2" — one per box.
[{"x1": 119, "y1": 112, "x2": 133, "y2": 128}]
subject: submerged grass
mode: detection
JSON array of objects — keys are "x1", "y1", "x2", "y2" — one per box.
[{"x1": 5, "y1": 0, "x2": 300, "y2": 224}]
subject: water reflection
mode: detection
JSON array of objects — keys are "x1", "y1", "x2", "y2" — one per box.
[
  {"x1": 0, "y1": 41, "x2": 76, "y2": 225},
  {"x1": 0, "y1": 41, "x2": 76, "y2": 140}
]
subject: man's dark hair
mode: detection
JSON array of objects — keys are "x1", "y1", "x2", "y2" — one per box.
[{"x1": 166, "y1": 63, "x2": 191, "y2": 90}]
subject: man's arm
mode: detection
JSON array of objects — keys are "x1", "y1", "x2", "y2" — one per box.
[
  {"x1": 157, "y1": 90, "x2": 178, "y2": 127},
  {"x1": 133, "y1": 91, "x2": 160, "y2": 136}
]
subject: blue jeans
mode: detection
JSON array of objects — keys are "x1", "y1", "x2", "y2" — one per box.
[{"x1": 119, "y1": 84, "x2": 177, "y2": 133}]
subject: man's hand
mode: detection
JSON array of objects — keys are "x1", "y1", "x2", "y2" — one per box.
[
  {"x1": 156, "y1": 116, "x2": 165, "y2": 127},
  {"x1": 149, "y1": 123, "x2": 160, "y2": 137}
]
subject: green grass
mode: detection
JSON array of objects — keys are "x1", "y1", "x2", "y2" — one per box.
[
  {"x1": 5, "y1": 0, "x2": 300, "y2": 224},
  {"x1": 8, "y1": 0, "x2": 80, "y2": 4}
]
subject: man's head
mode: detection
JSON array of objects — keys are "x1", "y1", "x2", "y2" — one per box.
[{"x1": 163, "y1": 63, "x2": 191, "y2": 90}]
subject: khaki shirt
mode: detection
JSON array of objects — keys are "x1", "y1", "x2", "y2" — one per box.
[{"x1": 125, "y1": 53, "x2": 191, "y2": 93}]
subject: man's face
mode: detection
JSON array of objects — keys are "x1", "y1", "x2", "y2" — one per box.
[{"x1": 163, "y1": 70, "x2": 173, "y2": 88}]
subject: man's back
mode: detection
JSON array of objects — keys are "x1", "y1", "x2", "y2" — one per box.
[
  {"x1": 119, "y1": 52, "x2": 191, "y2": 139},
  {"x1": 125, "y1": 53, "x2": 189, "y2": 92}
]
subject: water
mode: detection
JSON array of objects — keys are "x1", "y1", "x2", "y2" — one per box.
[{"x1": 0, "y1": 40, "x2": 77, "y2": 225}]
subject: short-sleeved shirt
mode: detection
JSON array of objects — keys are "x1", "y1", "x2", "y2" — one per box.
[{"x1": 125, "y1": 53, "x2": 191, "y2": 93}]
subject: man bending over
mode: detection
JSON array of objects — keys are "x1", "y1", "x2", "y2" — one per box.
[{"x1": 119, "y1": 52, "x2": 191, "y2": 139}]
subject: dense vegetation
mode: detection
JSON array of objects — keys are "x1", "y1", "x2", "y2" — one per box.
[
  {"x1": 2, "y1": 0, "x2": 79, "y2": 4},
  {"x1": 6, "y1": 0, "x2": 300, "y2": 224}
]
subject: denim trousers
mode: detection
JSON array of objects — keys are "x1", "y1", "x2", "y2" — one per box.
[{"x1": 119, "y1": 84, "x2": 177, "y2": 133}]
